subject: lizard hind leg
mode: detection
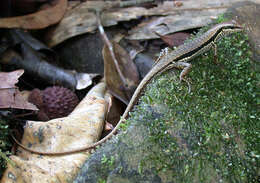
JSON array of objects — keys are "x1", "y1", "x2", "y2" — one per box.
[
  {"x1": 176, "y1": 62, "x2": 192, "y2": 93},
  {"x1": 175, "y1": 61, "x2": 192, "y2": 81},
  {"x1": 160, "y1": 62, "x2": 192, "y2": 92},
  {"x1": 213, "y1": 42, "x2": 219, "y2": 64},
  {"x1": 175, "y1": 61, "x2": 192, "y2": 93}
]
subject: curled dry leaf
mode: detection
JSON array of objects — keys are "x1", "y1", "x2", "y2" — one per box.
[
  {"x1": 1, "y1": 82, "x2": 109, "y2": 183},
  {"x1": 103, "y1": 41, "x2": 139, "y2": 104},
  {"x1": 0, "y1": 70, "x2": 38, "y2": 110},
  {"x1": 104, "y1": 92, "x2": 125, "y2": 128},
  {"x1": 0, "y1": 0, "x2": 67, "y2": 29}
]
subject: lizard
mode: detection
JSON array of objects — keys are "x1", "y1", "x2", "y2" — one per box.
[{"x1": 12, "y1": 20, "x2": 243, "y2": 155}]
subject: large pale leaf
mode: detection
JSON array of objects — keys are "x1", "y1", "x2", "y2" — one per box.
[{"x1": 1, "y1": 82, "x2": 109, "y2": 183}]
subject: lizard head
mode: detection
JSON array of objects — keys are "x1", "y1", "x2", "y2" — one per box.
[
  {"x1": 219, "y1": 20, "x2": 244, "y2": 33},
  {"x1": 213, "y1": 20, "x2": 243, "y2": 42}
]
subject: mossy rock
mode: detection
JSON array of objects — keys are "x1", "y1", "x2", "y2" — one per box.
[
  {"x1": 74, "y1": 27, "x2": 259, "y2": 183},
  {"x1": 137, "y1": 32, "x2": 259, "y2": 182}
]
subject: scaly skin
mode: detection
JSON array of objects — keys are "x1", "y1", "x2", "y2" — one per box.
[{"x1": 13, "y1": 20, "x2": 243, "y2": 155}]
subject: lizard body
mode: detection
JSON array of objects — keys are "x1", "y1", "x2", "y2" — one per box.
[{"x1": 13, "y1": 21, "x2": 242, "y2": 155}]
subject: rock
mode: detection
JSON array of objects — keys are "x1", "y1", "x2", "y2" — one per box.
[
  {"x1": 226, "y1": 1, "x2": 260, "y2": 61},
  {"x1": 73, "y1": 3, "x2": 260, "y2": 183}
]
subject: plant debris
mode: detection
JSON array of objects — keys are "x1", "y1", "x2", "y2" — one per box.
[{"x1": 0, "y1": 70, "x2": 38, "y2": 110}]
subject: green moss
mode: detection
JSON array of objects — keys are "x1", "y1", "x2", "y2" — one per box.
[
  {"x1": 97, "y1": 178, "x2": 107, "y2": 183},
  {"x1": 101, "y1": 155, "x2": 115, "y2": 168},
  {"x1": 97, "y1": 154, "x2": 117, "y2": 181},
  {"x1": 130, "y1": 30, "x2": 259, "y2": 182},
  {"x1": 119, "y1": 117, "x2": 131, "y2": 131},
  {"x1": 0, "y1": 117, "x2": 12, "y2": 177},
  {"x1": 215, "y1": 13, "x2": 230, "y2": 23}
]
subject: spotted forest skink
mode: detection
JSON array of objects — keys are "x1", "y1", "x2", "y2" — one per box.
[{"x1": 13, "y1": 20, "x2": 243, "y2": 155}]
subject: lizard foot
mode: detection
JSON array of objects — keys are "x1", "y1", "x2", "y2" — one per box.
[{"x1": 180, "y1": 78, "x2": 191, "y2": 93}]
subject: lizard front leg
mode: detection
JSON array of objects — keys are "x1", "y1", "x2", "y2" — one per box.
[
  {"x1": 154, "y1": 47, "x2": 170, "y2": 64},
  {"x1": 213, "y1": 42, "x2": 219, "y2": 63}
]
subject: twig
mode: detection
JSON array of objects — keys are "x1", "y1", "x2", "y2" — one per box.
[{"x1": 96, "y1": 11, "x2": 128, "y2": 87}]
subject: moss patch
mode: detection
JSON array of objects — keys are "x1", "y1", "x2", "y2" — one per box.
[
  {"x1": 130, "y1": 31, "x2": 259, "y2": 182},
  {"x1": 0, "y1": 117, "x2": 12, "y2": 177}
]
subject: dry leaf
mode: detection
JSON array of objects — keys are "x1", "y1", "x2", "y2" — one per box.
[
  {"x1": 127, "y1": 14, "x2": 210, "y2": 40},
  {"x1": 105, "y1": 98, "x2": 125, "y2": 127},
  {"x1": 0, "y1": 0, "x2": 67, "y2": 29},
  {"x1": 104, "y1": 121, "x2": 114, "y2": 131},
  {"x1": 101, "y1": 93, "x2": 125, "y2": 138},
  {"x1": 1, "y1": 82, "x2": 109, "y2": 183},
  {"x1": 45, "y1": 1, "x2": 150, "y2": 47},
  {"x1": 103, "y1": 41, "x2": 139, "y2": 104},
  {"x1": 75, "y1": 73, "x2": 99, "y2": 90},
  {"x1": 127, "y1": 0, "x2": 249, "y2": 40},
  {"x1": 155, "y1": 32, "x2": 191, "y2": 47},
  {"x1": 45, "y1": 0, "x2": 250, "y2": 47},
  {"x1": 0, "y1": 70, "x2": 38, "y2": 110},
  {"x1": 0, "y1": 69, "x2": 23, "y2": 88}
]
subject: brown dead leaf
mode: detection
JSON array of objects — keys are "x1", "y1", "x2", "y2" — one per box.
[
  {"x1": 104, "y1": 93, "x2": 125, "y2": 127},
  {"x1": 101, "y1": 93, "x2": 124, "y2": 138},
  {"x1": 0, "y1": 88, "x2": 37, "y2": 110},
  {"x1": 103, "y1": 41, "x2": 139, "y2": 104},
  {"x1": 0, "y1": 70, "x2": 38, "y2": 110},
  {"x1": 155, "y1": 32, "x2": 191, "y2": 47},
  {"x1": 0, "y1": 0, "x2": 67, "y2": 29}
]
